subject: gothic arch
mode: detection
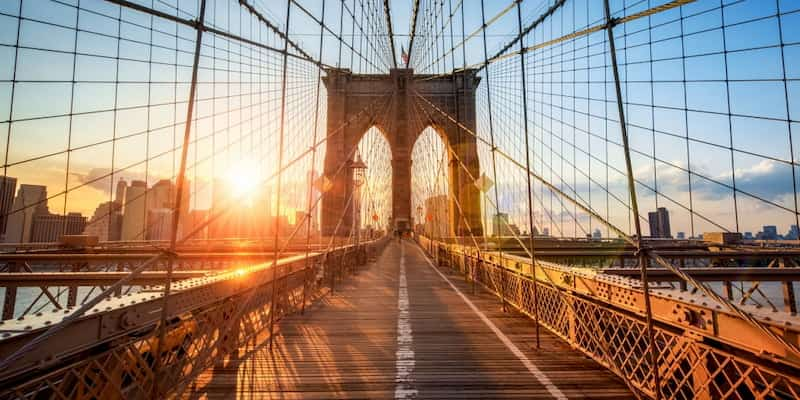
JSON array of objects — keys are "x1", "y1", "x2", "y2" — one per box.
[{"x1": 321, "y1": 68, "x2": 482, "y2": 236}]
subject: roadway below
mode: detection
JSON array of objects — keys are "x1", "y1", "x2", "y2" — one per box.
[{"x1": 186, "y1": 240, "x2": 632, "y2": 399}]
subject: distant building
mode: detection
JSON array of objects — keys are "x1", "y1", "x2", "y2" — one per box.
[
  {"x1": 5, "y1": 184, "x2": 48, "y2": 243},
  {"x1": 592, "y1": 228, "x2": 602, "y2": 239},
  {"x1": 147, "y1": 208, "x2": 173, "y2": 240},
  {"x1": 31, "y1": 212, "x2": 86, "y2": 243},
  {"x1": 648, "y1": 207, "x2": 671, "y2": 238},
  {"x1": 758, "y1": 225, "x2": 779, "y2": 240},
  {"x1": 114, "y1": 178, "x2": 126, "y2": 207},
  {"x1": 0, "y1": 176, "x2": 17, "y2": 241},
  {"x1": 121, "y1": 180, "x2": 148, "y2": 240},
  {"x1": 542, "y1": 227, "x2": 549, "y2": 236},
  {"x1": 424, "y1": 195, "x2": 449, "y2": 238},
  {"x1": 743, "y1": 231, "x2": 754, "y2": 240},
  {"x1": 787, "y1": 225, "x2": 800, "y2": 240},
  {"x1": 676, "y1": 232, "x2": 685, "y2": 239},
  {"x1": 185, "y1": 209, "x2": 209, "y2": 240},
  {"x1": 492, "y1": 213, "x2": 519, "y2": 237},
  {"x1": 83, "y1": 201, "x2": 122, "y2": 241}
]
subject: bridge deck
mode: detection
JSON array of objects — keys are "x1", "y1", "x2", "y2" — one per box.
[{"x1": 187, "y1": 241, "x2": 632, "y2": 399}]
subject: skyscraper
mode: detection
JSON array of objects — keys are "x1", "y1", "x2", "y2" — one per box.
[
  {"x1": 114, "y1": 178, "x2": 126, "y2": 207},
  {"x1": 121, "y1": 180, "x2": 147, "y2": 240},
  {"x1": 5, "y1": 184, "x2": 48, "y2": 243},
  {"x1": 759, "y1": 225, "x2": 779, "y2": 240},
  {"x1": 648, "y1": 207, "x2": 671, "y2": 238},
  {"x1": 83, "y1": 201, "x2": 123, "y2": 241},
  {"x1": 0, "y1": 176, "x2": 17, "y2": 241},
  {"x1": 147, "y1": 208, "x2": 173, "y2": 240},
  {"x1": 786, "y1": 225, "x2": 799, "y2": 240},
  {"x1": 31, "y1": 212, "x2": 86, "y2": 243}
]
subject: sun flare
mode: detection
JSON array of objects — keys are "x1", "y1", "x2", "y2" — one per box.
[{"x1": 226, "y1": 159, "x2": 261, "y2": 200}]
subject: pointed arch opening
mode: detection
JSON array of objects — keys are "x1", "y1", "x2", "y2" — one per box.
[
  {"x1": 356, "y1": 126, "x2": 393, "y2": 234},
  {"x1": 412, "y1": 126, "x2": 451, "y2": 238}
]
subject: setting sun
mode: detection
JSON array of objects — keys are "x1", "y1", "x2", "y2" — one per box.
[{"x1": 226, "y1": 159, "x2": 261, "y2": 200}]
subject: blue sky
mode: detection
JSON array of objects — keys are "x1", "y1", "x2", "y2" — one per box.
[{"x1": 1, "y1": 0, "x2": 800, "y2": 238}]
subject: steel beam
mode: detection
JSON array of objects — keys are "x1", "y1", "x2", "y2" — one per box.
[
  {"x1": 0, "y1": 271, "x2": 210, "y2": 286},
  {"x1": 602, "y1": 267, "x2": 800, "y2": 282}
]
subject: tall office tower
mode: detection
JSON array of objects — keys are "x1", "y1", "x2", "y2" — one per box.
[
  {"x1": 121, "y1": 180, "x2": 147, "y2": 240},
  {"x1": 31, "y1": 212, "x2": 86, "y2": 243},
  {"x1": 146, "y1": 208, "x2": 173, "y2": 240},
  {"x1": 760, "y1": 225, "x2": 779, "y2": 240},
  {"x1": 0, "y1": 176, "x2": 17, "y2": 240},
  {"x1": 647, "y1": 207, "x2": 672, "y2": 238},
  {"x1": 114, "y1": 178, "x2": 126, "y2": 207},
  {"x1": 83, "y1": 201, "x2": 123, "y2": 241},
  {"x1": 148, "y1": 179, "x2": 190, "y2": 237},
  {"x1": 5, "y1": 184, "x2": 48, "y2": 243},
  {"x1": 148, "y1": 179, "x2": 173, "y2": 209},
  {"x1": 491, "y1": 212, "x2": 519, "y2": 237}
]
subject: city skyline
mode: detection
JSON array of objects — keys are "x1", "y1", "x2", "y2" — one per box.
[{"x1": 0, "y1": 172, "x2": 325, "y2": 243}]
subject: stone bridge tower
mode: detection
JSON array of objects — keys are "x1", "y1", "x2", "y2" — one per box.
[{"x1": 321, "y1": 68, "x2": 482, "y2": 237}]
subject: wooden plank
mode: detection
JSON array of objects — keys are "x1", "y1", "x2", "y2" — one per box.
[{"x1": 186, "y1": 241, "x2": 633, "y2": 399}]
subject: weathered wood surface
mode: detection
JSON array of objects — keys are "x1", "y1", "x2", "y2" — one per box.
[{"x1": 186, "y1": 241, "x2": 632, "y2": 399}]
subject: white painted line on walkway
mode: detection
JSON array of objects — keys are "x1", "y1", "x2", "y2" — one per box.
[
  {"x1": 395, "y1": 243, "x2": 418, "y2": 399},
  {"x1": 415, "y1": 245, "x2": 568, "y2": 400}
]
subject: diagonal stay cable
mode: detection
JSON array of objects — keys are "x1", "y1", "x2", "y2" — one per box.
[
  {"x1": 413, "y1": 89, "x2": 800, "y2": 363},
  {"x1": 0, "y1": 92, "x2": 389, "y2": 374}
]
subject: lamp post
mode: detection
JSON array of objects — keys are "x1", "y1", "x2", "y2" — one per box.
[
  {"x1": 416, "y1": 205, "x2": 423, "y2": 235},
  {"x1": 349, "y1": 154, "x2": 367, "y2": 246}
]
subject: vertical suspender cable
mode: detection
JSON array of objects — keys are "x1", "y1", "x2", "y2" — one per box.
[
  {"x1": 602, "y1": 0, "x2": 660, "y2": 397},
  {"x1": 153, "y1": 0, "x2": 207, "y2": 396},
  {"x1": 269, "y1": 0, "x2": 293, "y2": 351},
  {"x1": 515, "y1": 0, "x2": 540, "y2": 349},
  {"x1": 479, "y1": 0, "x2": 506, "y2": 311},
  {"x1": 302, "y1": 0, "x2": 327, "y2": 315}
]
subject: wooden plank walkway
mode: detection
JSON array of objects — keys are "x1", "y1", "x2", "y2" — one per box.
[{"x1": 186, "y1": 241, "x2": 633, "y2": 399}]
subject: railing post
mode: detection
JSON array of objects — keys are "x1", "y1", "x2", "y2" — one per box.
[
  {"x1": 500, "y1": 260, "x2": 507, "y2": 312},
  {"x1": 780, "y1": 258, "x2": 798, "y2": 314},
  {"x1": 2, "y1": 261, "x2": 18, "y2": 320},
  {"x1": 67, "y1": 263, "x2": 79, "y2": 308},
  {"x1": 679, "y1": 258, "x2": 688, "y2": 291},
  {"x1": 328, "y1": 253, "x2": 335, "y2": 295},
  {"x1": 723, "y1": 281, "x2": 733, "y2": 300}
]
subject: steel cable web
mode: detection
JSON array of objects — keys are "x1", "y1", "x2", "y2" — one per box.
[
  {"x1": 410, "y1": 0, "x2": 800, "y2": 397},
  {"x1": 0, "y1": 0, "x2": 392, "y2": 395},
  {"x1": 3, "y1": 0, "x2": 800, "y2": 399}
]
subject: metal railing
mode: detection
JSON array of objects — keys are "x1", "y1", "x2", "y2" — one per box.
[
  {"x1": 0, "y1": 237, "x2": 388, "y2": 399},
  {"x1": 418, "y1": 235, "x2": 800, "y2": 399}
]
